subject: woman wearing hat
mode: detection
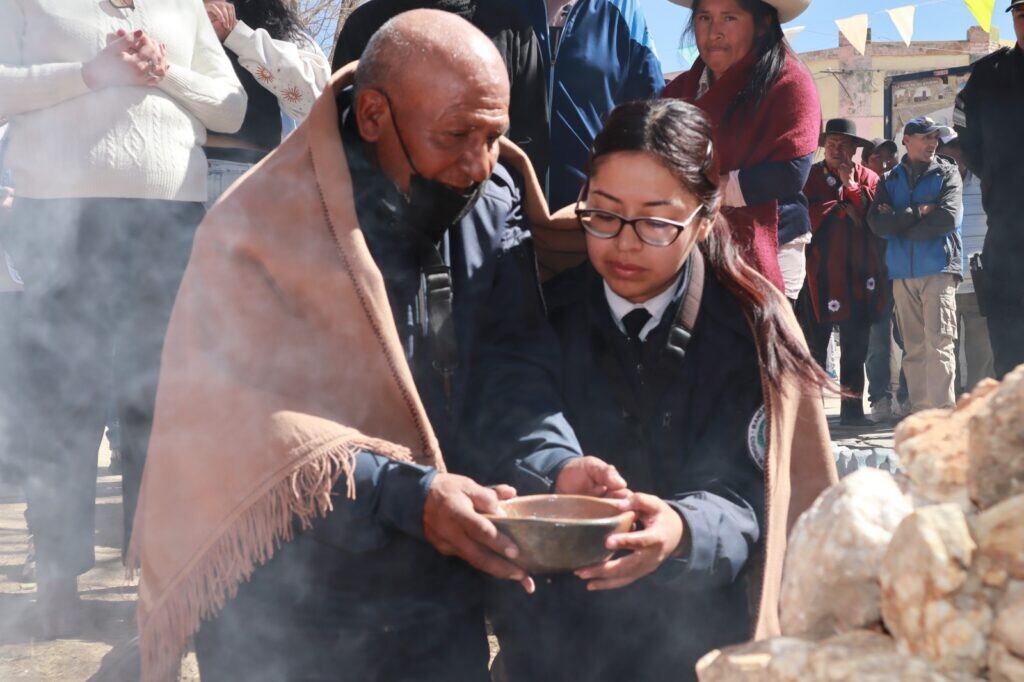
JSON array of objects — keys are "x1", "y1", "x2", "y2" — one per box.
[{"x1": 662, "y1": 0, "x2": 820, "y2": 296}]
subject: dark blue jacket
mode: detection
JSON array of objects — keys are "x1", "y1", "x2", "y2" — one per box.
[
  {"x1": 491, "y1": 260, "x2": 765, "y2": 682},
  {"x1": 868, "y1": 155, "x2": 963, "y2": 280},
  {"x1": 511, "y1": 0, "x2": 664, "y2": 208}
]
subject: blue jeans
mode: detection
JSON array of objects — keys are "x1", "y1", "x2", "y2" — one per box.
[{"x1": 866, "y1": 299, "x2": 893, "y2": 405}]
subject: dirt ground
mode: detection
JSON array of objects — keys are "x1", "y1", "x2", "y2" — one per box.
[{"x1": 0, "y1": 397, "x2": 893, "y2": 681}]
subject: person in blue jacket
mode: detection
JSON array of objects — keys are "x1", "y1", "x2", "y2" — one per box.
[
  {"x1": 510, "y1": 0, "x2": 664, "y2": 209},
  {"x1": 867, "y1": 116, "x2": 963, "y2": 413},
  {"x1": 490, "y1": 99, "x2": 836, "y2": 682}
]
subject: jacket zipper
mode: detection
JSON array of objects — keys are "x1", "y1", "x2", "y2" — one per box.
[{"x1": 905, "y1": 164, "x2": 940, "y2": 279}]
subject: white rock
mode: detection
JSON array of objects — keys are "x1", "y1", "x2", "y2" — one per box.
[
  {"x1": 697, "y1": 631, "x2": 960, "y2": 682},
  {"x1": 992, "y1": 584, "x2": 1024, "y2": 659},
  {"x1": 989, "y1": 641, "x2": 1024, "y2": 682},
  {"x1": 968, "y1": 365, "x2": 1024, "y2": 509},
  {"x1": 780, "y1": 469, "x2": 913, "y2": 637},
  {"x1": 879, "y1": 504, "x2": 992, "y2": 676},
  {"x1": 894, "y1": 380, "x2": 999, "y2": 511},
  {"x1": 972, "y1": 495, "x2": 1024, "y2": 587}
]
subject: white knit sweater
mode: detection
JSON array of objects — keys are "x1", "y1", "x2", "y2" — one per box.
[{"x1": 0, "y1": 0, "x2": 247, "y2": 201}]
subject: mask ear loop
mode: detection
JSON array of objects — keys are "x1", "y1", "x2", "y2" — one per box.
[{"x1": 377, "y1": 88, "x2": 424, "y2": 178}]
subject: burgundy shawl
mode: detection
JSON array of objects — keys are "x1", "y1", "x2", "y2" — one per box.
[
  {"x1": 804, "y1": 161, "x2": 888, "y2": 324},
  {"x1": 663, "y1": 50, "x2": 821, "y2": 289}
]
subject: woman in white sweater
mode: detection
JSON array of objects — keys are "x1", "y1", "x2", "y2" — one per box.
[
  {"x1": 202, "y1": 0, "x2": 330, "y2": 204},
  {"x1": 0, "y1": 0, "x2": 245, "y2": 636}
]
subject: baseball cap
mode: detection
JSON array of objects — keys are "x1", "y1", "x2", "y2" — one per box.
[
  {"x1": 867, "y1": 137, "x2": 897, "y2": 156},
  {"x1": 904, "y1": 116, "x2": 942, "y2": 136}
]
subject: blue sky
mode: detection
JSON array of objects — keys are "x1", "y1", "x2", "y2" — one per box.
[{"x1": 639, "y1": 0, "x2": 1020, "y2": 73}]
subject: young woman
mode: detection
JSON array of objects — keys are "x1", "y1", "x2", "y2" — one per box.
[
  {"x1": 662, "y1": 0, "x2": 819, "y2": 299},
  {"x1": 203, "y1": 0, "x2": 329, "y2": 204},
  {"x1": 492, "y1": 99, "x2": 836, "y2": 681}
]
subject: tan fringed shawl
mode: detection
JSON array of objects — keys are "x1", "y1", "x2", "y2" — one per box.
[{"x1": 129, "y1": 65, "x2": 445, "y2": 680}]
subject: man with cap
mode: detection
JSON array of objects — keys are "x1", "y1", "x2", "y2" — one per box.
[
  {"x1": 868, "y1": 116, "x2": 963, "y2": 413},
  {"x1": 862, "y1": 135, "x2": 902, "y2": 421},
  {"x1": 800, "y1": 119, "x2": 887, "y2": 425},
  {"x1": 864, "y1": 138, "x2": 898, "y2": 178},
  {"x1": 954, "y1": 0, "x2": 1024, "y2": 379}
]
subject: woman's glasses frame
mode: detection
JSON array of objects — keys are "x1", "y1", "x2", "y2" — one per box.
[
  {"x1": 108, "y1": 0, "x2": 135, "y2": 10},
  {"x1": 575, "y1": 204, "x2": 703, "y2": 247}
]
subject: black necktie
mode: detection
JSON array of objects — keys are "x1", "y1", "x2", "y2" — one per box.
[{"x1": 622, "y1": 307, "x2": 652, "y2": 343}]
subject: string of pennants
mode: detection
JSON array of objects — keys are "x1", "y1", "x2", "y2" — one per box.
[
  {"x1": 816, "y1": 0, "x2": 996, "y2": 55},
  {"x1": 678, "y1": 0, "x2": 997, "y2": 66},
  {"x1": 676, "y1": 0, "x2": 998, "y2": 66}
]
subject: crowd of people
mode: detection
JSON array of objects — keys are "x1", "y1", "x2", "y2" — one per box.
[{"x1": 0, "y1": 0, "x2": 1020, "y2": 680}]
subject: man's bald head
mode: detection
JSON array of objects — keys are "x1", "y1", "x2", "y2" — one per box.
[
  {"x1": 355, "y1": 9, "x2": 508, "y2": 97},
  {"x1": 352, "y1": 9, "x2": 511, "y2": 195}
]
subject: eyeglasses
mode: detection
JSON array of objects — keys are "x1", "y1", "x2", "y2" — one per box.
[
  {"x1": 108, "y1": 0, "x2": 135, "y2": 9},
  {"x1": 575, "y1": 205, "x2": 703, "y2": 247}
]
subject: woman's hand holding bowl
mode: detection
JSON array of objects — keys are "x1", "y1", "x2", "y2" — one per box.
[
  {"x1": 575, "y1": 492, "x2": 685, "y2": 591},
  {"x1": 554, "y1": 455, "x2": 630, "y2": 499}
]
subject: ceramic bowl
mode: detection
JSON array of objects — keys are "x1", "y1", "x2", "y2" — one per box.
[{"x1": 486, "y1": 495, "x2": 635, "y2": 574}]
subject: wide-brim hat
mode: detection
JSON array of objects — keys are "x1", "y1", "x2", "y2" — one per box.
[
  {"x1": 1007, "y1": 0, "x2": 1024, "y2": 12},
  {"x1": 668, "y1": 0, "x2": 811, "y2": 24},
  {"x1": 819, "y1": 118, "x2": 872, "y2": 148}
]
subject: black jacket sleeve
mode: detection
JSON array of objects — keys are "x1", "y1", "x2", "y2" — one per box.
[
  {"x1": 507, "y1": 22, "x2": 549, "y2": 185},
  {"x1": 954, "y1": 57, "x2": 992, "y2": 181},
  {"x1": 652, "y1": 487, "x2": 760, "y2": 591},
  {"x1": 738, "y1": 154, "x2": 814, "y2": 206},
  {"x1": 462, "y1": 191, "x2": 583, "y2": 493},
  {"x1": 309, "y1": 452, "x2": 436, "y2": 551}
]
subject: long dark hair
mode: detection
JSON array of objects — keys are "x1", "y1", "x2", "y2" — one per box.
[
  {"x1": 232, "y1": 0, "x2": 304, "y2": 42},
  {"x1": 684, "y1": 0, "x2": 789, "y2": 120},
  {"x1": 588, "y1": 99, "x2": 831, "y2": 393}
]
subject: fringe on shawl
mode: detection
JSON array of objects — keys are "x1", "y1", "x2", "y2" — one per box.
[{"x1": 130, "y1": 434, "x2": 414, "y2": 682}]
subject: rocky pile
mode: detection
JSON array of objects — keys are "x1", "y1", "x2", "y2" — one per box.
[{"x1": 698, "y1": 365, "x2": 1024, "y2": 682}]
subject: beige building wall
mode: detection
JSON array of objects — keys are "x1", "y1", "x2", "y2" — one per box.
[{"x1": 800, "y1": 26, "x2": 1009, "y2": 145}]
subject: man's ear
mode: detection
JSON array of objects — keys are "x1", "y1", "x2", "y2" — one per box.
[{"x1": 355, "y1": 88, "x2": 389, "y2": 143}]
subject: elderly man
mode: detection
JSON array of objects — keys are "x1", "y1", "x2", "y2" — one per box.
[
  {"x1": 132, "y1": 11, "x2": 625, "y2": 681},
  {"x1": 331, "y1": 0, "x2": 549, "y2": 184},
  {"x1": 954, "y1": 0, "x2": 1024, "y2": 378},
  {"x1": 801, "y1": 119, "x2": 887, "y2": 426},
  {"x1": 868, "y1": 117, "x2": 963, "y2": 413}
]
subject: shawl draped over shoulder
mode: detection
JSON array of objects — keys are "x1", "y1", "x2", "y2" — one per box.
[{"x1": 130, "y1": 65, "x2": 444, "y2": 680}]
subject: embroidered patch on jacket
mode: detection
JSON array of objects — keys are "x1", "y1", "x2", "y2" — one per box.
[
  {"x1": 747, "y1": 405, "x2": 767, "y2": 471},
  {"x1": 500, "y1": 225, "x2": 528, "y2": 251}
]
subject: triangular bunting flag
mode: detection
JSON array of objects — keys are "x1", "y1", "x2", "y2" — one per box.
[
  {"x1": 886, "y1": 5, "x2": 916, "y2": 46},
  {"x1": 783, "y1": 25, "x2": 806, "y2": 41},
  {"x1": 836, "y1": 14, "x2": 869, "y2": 55},
  {"x1": 963, "y1": 0, "x2": 996, "y2": 32}
]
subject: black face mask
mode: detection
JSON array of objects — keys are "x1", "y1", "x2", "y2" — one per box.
[{"x1": 381, "y1": 92, "x2": 488, "y2": 241}]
